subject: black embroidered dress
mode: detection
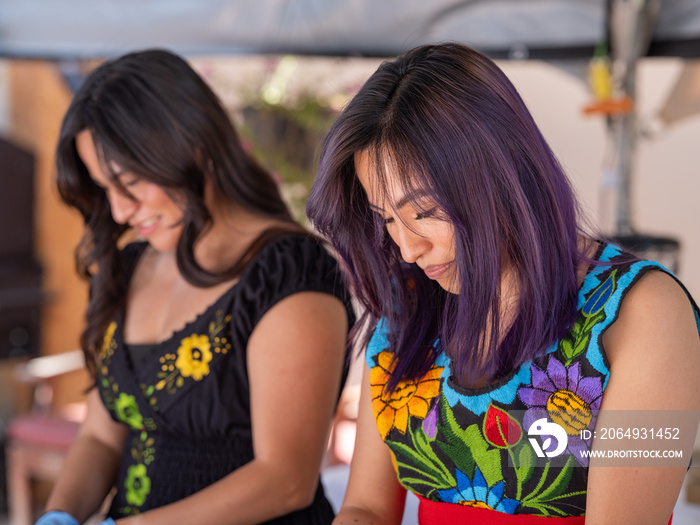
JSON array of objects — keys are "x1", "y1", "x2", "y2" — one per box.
[{"x1": 97, "y1": 235, "x2": 355, "y2": 523}]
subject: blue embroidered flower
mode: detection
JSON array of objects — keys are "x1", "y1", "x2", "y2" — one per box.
[{"x1": 437, "y1": 467, "x2": 520, "y2": 513}]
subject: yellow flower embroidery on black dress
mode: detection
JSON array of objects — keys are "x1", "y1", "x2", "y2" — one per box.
[
  {"x1": 99, "y1": 321, "x2": 120, "y2": 412},
  {"x1": 176, "y1": 334, "x2": 212, "y2": 380},
  {"x1": 143, "y1": 310, "x2": 232, "y2": 408},
  {"x1": 101, "y1": 321, "x2": 117, "y2": 360},
  {"x1": 101, "y1": 309, "x2": 232, "y2": 515}
]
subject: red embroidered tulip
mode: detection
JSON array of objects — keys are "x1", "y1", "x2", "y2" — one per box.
[{"x1": 483, "y1": 404, "x2": 522, "y2": 448}]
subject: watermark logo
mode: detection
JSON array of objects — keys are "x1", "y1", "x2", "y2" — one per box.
[{"x1": 527, "y1": 418, "x2": 568, "y2": 458}]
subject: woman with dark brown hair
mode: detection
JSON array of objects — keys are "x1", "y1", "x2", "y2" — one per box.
[{"x1": 36, "y1": 48, "x2": 354, "y2": 525}]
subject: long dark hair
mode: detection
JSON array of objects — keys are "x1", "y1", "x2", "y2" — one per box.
[
  {"x1": 307, "y1": 42, "x2": 590, "y2": 390},
  {"x1": 56, "y1": 49, "x2": 301, "y2": 377}
]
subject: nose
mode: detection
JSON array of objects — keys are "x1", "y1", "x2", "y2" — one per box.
[
  {"x1": 391, "y1": 222, "x2": 429, "y2": 264},
  {"x1": 107, "y1": 189, "x2": 138, "y2": 224}
]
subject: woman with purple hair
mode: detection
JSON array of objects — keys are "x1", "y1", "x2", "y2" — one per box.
[{"x1": 306, "y1": 42, "x2": 700, "y2": 524}]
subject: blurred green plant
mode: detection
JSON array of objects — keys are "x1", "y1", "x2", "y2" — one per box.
[{"x1": 237, "y1": 56, "x2": 338, "y2": 223}]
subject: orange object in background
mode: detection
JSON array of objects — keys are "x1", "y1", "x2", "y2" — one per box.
[{"x1": 582, "y1": 96, "x2": 634, "y2": 116}]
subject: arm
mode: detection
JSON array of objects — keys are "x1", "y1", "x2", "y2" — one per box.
[
  {"x1": 118, "y1": 291, "x2": 349, "y2": 525},
  {"x1": 333, "y1": 363, "x2": 407, "y2": 525},
  {"x1": 586, "y1": 271, "x2": 700, "y2": 524},
  {"x1": 44, "y1": 388, "x2": 128, "y2": 523}
]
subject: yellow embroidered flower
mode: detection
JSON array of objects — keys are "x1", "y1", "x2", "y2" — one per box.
[
  {"x1": 175, "y1": 334, "x2": 213, "y2": 381},
  {"x1": 101, "y1": 321, "x2": 117, "y2": 360},
  {"x1": 370, "y1": 351, "x2": 443, "y2": 438}
]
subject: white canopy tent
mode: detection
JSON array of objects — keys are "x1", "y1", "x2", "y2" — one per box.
[
  {"x1": 1, "y1": 0, "x2": 699, "y2": 247},
  {"x1": 1, "y1": 0, "x2": 700, "y2": 60}
]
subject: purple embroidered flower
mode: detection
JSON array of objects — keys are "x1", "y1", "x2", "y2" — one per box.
[
  {"x1": 518, "y1": 356, "x2": 603, "y2": 466},
  {"x1": 422, "y1": 400, "x2": 439, "y2": 439}
]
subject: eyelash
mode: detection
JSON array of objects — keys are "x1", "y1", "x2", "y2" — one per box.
[
  {"x1": 415, "y1": 208, "x2": 436, "y2": 220},
  {"x1": 382, "y1": 208, "x2": 436, "y2": 225}
]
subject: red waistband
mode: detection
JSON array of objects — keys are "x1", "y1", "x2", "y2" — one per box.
[
  {"x1": 418, "y1": 495, "x2": 582, "y2": 525},
  {"x1": 417, "y1": 496, "x2": 673, "y2": 525}
]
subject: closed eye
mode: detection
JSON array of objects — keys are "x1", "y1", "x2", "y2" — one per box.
[
  {"x1": 415, "y1": 207, "x2": 437, "y2": 220},
  {"x1": 118, "y1": 176, "x2": 141, "y2": 188}
]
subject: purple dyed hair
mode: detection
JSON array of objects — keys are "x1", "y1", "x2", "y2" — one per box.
[{"x1": 306, "y1": 43, "x2": 588, "y2": 390}]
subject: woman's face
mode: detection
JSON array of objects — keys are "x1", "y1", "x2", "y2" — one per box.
[
  {"x1": 76, "y1": 130, "x2": 185, "y2": 253},
  {"x1": 354, "y1": 150, "x2": 458, "y2": 293}
]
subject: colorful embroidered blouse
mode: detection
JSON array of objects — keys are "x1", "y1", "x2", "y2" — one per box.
[
  {"x1": 366, "y1": 243, "x2": 700, "y2": 520},
  {"x1": 98, "y1": 235, "x2": 355, "y2": 523}
]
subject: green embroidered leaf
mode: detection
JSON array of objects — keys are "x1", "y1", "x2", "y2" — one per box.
[
  {"x1": 387, "y1": 440, "x2": 453, "y2": 488},
  {"x1": 546, "y1": 490, "x2": 587, "y2": 502},
  {"x1": 463, "y1": 426, "x2": 503, "y2": 486},
  {"x1": 515, "y1": 442, "x2": 535, "y2": 486},
  {"x1": 571, "y1": 319, "x2": 582, "y2": 337},
  {"x1": 523, "y1": 462, "x2": 550, "y2": 501},
  {"x1": 519, "y1": 500, "x2": 569, "y2": 517},
  {"x1": 581, "y1": 311, "x2": 604, "y2": 333},
  {"x1": 571, "y1": 332, "x2": 591, "y2": 357},
  {"x1": 439, "y1": 400, "x2": 503, "y2": 486},
  {"x1": 560, "y1": 338, "x2": 575, "y2": 361},
  {"x1": 398, "y1": 475, "x2": 446, "y2": 495},
  {"x1": 412, "y1": 424, "x2": 453, "y2": 478},
  {"x1": 520, "y1": 501, "x2": 551, "y2": 516},
  {"x1": 532, "y1": 456, "x2": 575, "y2": 501}
]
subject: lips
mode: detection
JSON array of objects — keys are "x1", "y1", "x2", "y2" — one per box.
[
  {"x1": 422, "y1": 262, "x2": 453, "y2": 280},
  {"x1": 132, "y1": 217, "x2": 160, "y2": 236}
]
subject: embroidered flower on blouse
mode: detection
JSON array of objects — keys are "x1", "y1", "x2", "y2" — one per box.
[
  {"x1": 175, "y1": 334, "x2": 213, "y2": 381},
  {"x1": 370, "y1": 351, "x2": 443, "y2": 438},
  {"x1": 483, "y1": 404, "x2": 523, "y2": 448},
  {"x1": 124, "y1": 464, "x2": 151, "y2": 507},
  {"x1": 100, "y1": 321, "x2": 117, "y2": 360},
  {"x1": 114, "y1": 393, "x2": 144, "y2": 430},
  {"x1": 518, "y1": 356, "x2": 603, "y2": 466},
  {"x1": 437, "y1": 467, "x2": 520, "y2": 514}
]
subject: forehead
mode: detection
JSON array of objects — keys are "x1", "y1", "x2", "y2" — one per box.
[
  {"x1": 353, "y1": 149, "x2": 429, "y2": 209},
  {"x1": 75, "y1": 130, "x2": 126, "y2": 185}
]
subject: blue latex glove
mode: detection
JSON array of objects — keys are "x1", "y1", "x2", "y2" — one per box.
[
  {"x1": 96, "y1": 519, "x2": 116, "y2": 525},
  {"x1": 35, "y1": 511, "x2": 79, "y2": 525}
]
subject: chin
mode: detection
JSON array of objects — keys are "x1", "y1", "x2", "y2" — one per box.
[
  {"x1": 438, "y1": 277, "x2": 460, "y2": 295},
  {"x1": 146, "y1": 234, "x2": 180, "y2": 253}
]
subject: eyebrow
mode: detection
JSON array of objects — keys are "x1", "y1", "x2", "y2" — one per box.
[{"x1": 368, "y1": 189, "x2": 430, "y2": 213}]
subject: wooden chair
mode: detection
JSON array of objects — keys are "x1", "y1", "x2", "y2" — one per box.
[{"x1": 5, "y1": 350, "x2": 86, "y2": 525}]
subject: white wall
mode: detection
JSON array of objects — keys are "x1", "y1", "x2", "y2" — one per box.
[{"x1": 500, "y1": 58, "x2": 700, "y2": 300}]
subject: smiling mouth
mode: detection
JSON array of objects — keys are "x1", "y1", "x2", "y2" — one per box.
[
  {"x1": 133, "y1": 217, "x2": 160, "y2": 235},
  {"x1": 423, "y1": 262, "x2": 453, "y2": 280}
]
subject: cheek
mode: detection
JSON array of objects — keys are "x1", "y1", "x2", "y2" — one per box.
[
  {"x1": 434, "y1": 223, "x2": 456, "y2": 254},
  {"x1": 145, "y1": 186, "x2": 184, "y2": 214}
]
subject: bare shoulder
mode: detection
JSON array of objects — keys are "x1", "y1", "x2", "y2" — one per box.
[
  {"x1": 602, "y1": 269, "x2": 700, "y2": 410},
  {"x1": 604, "y1": 269, "x2": 697, "y2": 359}
]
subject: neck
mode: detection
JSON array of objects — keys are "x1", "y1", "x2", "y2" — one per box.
[{"x1": 195, "y1": 200, "x2": 299, "y2": 274}]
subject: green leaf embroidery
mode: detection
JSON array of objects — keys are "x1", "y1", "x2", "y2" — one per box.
[
  {"x1": 440, "y1": 401, "x2": 503, "y2": 486},
  {"x1": 387, "y1": 439, "x2": 454, "y2": 489},
  {"x1": 560, "y1": 339, "x2": 575, "y2": 361},
  {"x1": 532, "y1": 456, "x2": 575, "y2": 501},
  {"x1": 514, "y1": 443, "x2": 535, "y2": 499}
]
